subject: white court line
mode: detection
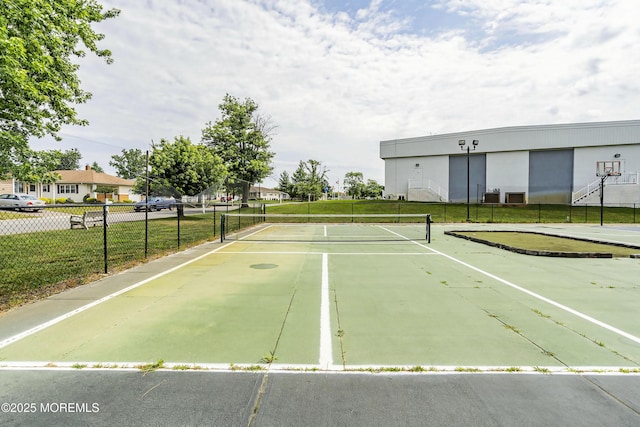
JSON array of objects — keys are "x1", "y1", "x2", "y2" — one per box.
[
  {"x1": 0, "y1": 241, "x2": 237, "y2": 350},
  {"x1": 221, "y1": 251, "x2": 436, "y2": 256},
  {"x1": 379, "y1": 226, "x2": 640, "y2": 345},
  {"x1": 319, "y1": 253, "x2": 333, "y2": 369}
]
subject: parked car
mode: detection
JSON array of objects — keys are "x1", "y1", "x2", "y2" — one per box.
[
  {"x1": 0, "y1": 193, "x2": 46, "y2": 212},
  {"x1": 134, "y1": 197, "x2": 176, "y2": 212}
]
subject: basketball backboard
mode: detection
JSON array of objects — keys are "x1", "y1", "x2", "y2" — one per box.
[{"x1": 596, "y1": 160, "x2": 621, "y2": 177}]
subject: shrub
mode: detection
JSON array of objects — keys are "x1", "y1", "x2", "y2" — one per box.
[
  {"x1": 85, "y1": 198, "x2": 99, "y2": 204},
  {"x1": 55, "y1": 198, "x2": 69, "y2": 204},
  {"x1": 40, "y1": 198, "x2": 52, "y2": 204}
]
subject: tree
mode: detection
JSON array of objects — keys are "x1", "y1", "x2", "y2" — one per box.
[
  {"x1": 90, "y1": 161, "x2": 104, "y2": 173},
  {"x1": 276, "y1": 170, "x2": 293, "y2": 196},
  {"x1": 291, "y1": 159, "x2": 329, "y2": 201},
  {"x1": 201, "y1": 94, "x2": 275, "y2": 207},
  {"x1": 56, "y1": 148, "x2": 82, "y2": 170},
  {"x1": 10, "y1": 148, "x2": 61, "y2": 184},
  {"x1": 344, "y1": 171, "x2": 366, "y2": 199},
  {"x1": 109, "y1": 148, "x2": 146, "y2": 179},
  {"x1": 365, "y1": 179, "x2": 384, "y2": 199},
  {"x1": 137, "y1": 136, "x2": 226, "y2": 216},
  {"x1": 0, "y1": 0, "x2": 119, "y2": 178}
]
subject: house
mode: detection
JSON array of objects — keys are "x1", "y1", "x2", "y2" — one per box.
[
  {"x1": 380, "y1": 120, "x2": 640, "y2": 205},
  {"x1": 2, "y1": 165, "x2": 140, "y2": 203},
  {"x1": 47, "y1": 165, "x2": 139, "y2": 202},
  {"x1": 249, "y1": 185, "x2": 290, "y2": 201}
]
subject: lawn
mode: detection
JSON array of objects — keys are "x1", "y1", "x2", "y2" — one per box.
[{"x1": 448, "y1": 230, "x2": 640, "y2": 258}]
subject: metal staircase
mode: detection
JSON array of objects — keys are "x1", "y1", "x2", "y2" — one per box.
[{"x1": 572, "y1": 173, "x2": 639, "y2": 204}]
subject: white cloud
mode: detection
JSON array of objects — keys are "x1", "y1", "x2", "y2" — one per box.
[{"x1": 31, "y1": 0, "x2": 640, "y2": 188}]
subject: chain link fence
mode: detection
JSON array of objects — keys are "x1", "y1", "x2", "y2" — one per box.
[{"x1": 0, "y1": 202, "x2": 263, "y2": 311}]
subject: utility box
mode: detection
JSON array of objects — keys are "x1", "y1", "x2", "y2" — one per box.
[
  {"x1": 483, "y1": 192, "x2": 500, "y2": 204},
  {"x1": 505, "y1": 192, "x2": 526, "y2": 204}
]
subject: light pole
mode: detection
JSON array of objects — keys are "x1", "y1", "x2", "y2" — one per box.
[{"x1": 458, "y1": 139, "x2": 479, "y2": 221}]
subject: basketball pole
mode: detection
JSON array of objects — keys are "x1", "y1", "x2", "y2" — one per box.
[{"x1": 599, "y1": 174, "x2": 608, "y2": 226}]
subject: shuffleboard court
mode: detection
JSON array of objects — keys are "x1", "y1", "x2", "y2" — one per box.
[{"x1": 1, "y1": 223, "x2": 640, "y2": 373}]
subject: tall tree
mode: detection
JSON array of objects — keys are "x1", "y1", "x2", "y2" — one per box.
[
  {"x1": 344, "y1": 171, "x2": 366, "y2": 199},
  {"x1": 201, "y1": 94, "x2": 275, "y2": 207},
  {"x1": 138, "y1": 136, "x2": 226, "y2": 216},
  {"x1": 10, "y1": 149, "x2": 61, "y2": 184},
  {"x1": 109, "y1": 148, "x2": 146, "y2": 179},
  {"x1": 56, "y1": 148, "x2": 82, "y2": 170},
  {"x1": 0, "y1": 0, "x2": 119, "y2": 178},
  {"x1": 276, "y1": 170, "x2": 293, "y2": 196},
  {"x1": 90, "y1": 161, "x2": 104, "y2": 173},
  {"x1": 365, "y1": 179, "x2": 384, "y2": 199},
  {"x1": 291, "y1": 159, "x2": 329, "y2": 201}
]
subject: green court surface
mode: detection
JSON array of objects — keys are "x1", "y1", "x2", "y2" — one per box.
[{"x1": 1, "y1": 223, "x2": 640, "y2": 373}]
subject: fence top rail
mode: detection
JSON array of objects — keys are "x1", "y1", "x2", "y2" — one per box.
[{"x1": 222, "y1": 213, "x2": 432, "y2": 218}]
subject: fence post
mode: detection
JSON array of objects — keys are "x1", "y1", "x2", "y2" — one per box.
[
  {"x1": 538, "y1": 204, "x2": 541, "y2": 223},
  {"x1": 585, "y1": 204, "x2": 588, "y2": 223},
  {"x1": 145, "y1": 203, "x2": 149, "y2": 258},
  {"x1": 103, "y1": 204, "x2": 108, "y2": 274},
  {"x1": 220, "y1": 214, "x2": 225, "y2": 242},
  {"x1": 177, "y1": 206, "x2": 181, "y2": 249}
]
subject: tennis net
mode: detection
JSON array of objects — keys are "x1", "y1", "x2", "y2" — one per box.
[{"x1": 220, "y1": 213, "x2": 432, "y2": 242}]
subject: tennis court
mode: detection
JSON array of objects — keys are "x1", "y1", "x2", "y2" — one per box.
[{"x1": 1, "y1": 218, "x2": 640, "y2": 373}]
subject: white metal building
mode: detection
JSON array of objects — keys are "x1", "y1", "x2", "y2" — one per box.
[{"x1": 380, "y1": 120, "x2": 640, "y2": 205}]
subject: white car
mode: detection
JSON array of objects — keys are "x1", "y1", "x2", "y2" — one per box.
[{"x1": 0, "y1": 193, "x2": 46, "y2": 212}]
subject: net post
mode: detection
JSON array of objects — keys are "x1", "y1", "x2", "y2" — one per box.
[
  {"x1": 426, "y1": 214, "x2": 432, "y2": 243},
  {"x1": 220, "y1": 214, "x2": 225, "y2": 242}
]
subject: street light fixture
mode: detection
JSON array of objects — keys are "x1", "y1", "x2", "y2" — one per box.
[{"x1": 459, "y1": 139, "x2": 479, "y2": 221}]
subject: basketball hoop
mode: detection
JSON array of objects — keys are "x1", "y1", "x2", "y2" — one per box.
[{"x1": 596, "y1": 160, "x2": 621, "y2": 177}]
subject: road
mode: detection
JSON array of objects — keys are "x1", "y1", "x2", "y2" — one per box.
[{"x1": 0, "y1": 205, "x2": 237, "y2": 236}]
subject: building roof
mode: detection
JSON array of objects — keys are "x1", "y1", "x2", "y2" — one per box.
[
  {"x1": 250, "y1": 185, "x2": 285, "y2": 193},
  {"x1": 380, "y1": 119, "x2": 640, "y2": 159},
  {"x1": 54, "y1": 169, "x2": 135, "y2": 186}
]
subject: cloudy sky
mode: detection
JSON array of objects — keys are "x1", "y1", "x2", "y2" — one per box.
[{"x1": 31, "y1": 0, "x2": 640, "y2": 188}]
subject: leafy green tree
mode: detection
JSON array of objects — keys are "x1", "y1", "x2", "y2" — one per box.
[
  {"x1": 344, "y1": 171, "x2": 366, "y2": 199},
  {"x1": 365, "y1": 179, "x2": 384, "y2": 199},
  {"x1": 291, "y1": 159, "x2": 329, "y2": 201},
  {"x1": 137, "y1": 136, "x2": 226, "y2": 216},
  {"x1": 290, "y1": 161, "x2": 308, "y2": 199},
  {"x1": 90, "y1": 161, "x2": 104, "y2": 173},
  {"x1": 109, "y1": 148, "x2": 146, "y2": 179},
  {"x1": 10, "y1": 149, "x2": 61, "y2": 184},
  {"x1": 0, "y1": 0, "x2": 119, "y2": 178},
  {"x1": 276, "y1": 170, "x2": 293, "y2": 196},
  {"x1": 201, "y1": 94, "x2": 275, "y2": 207},
  {"x1": 56, "y1": 148, "x2": 82, "y2": 170}
]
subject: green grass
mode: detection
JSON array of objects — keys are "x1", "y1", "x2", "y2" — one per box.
[
  {"x1": 451, "y1": 231, "x2": 640, "y2": 257},
  {"x1": 265, "y1": 200, "x2": 639, "y2": 224}
]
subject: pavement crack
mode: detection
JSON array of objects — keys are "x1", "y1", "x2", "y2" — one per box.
[
  {"x1": 247, "y1": 373, "x2": 269, "y2": 427},
  {"x1": 267, "y1": 288, "x2": 297, "y2": 364},
  {"x1": 333, "y1": 289, "x2": 346, "y2": 369},
  {"x1": 140, "y1": 380, "x2": 165, "y2": 399},
  {"x1": 483, "y1": 309, "x2": 569, "y2": 367}
]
